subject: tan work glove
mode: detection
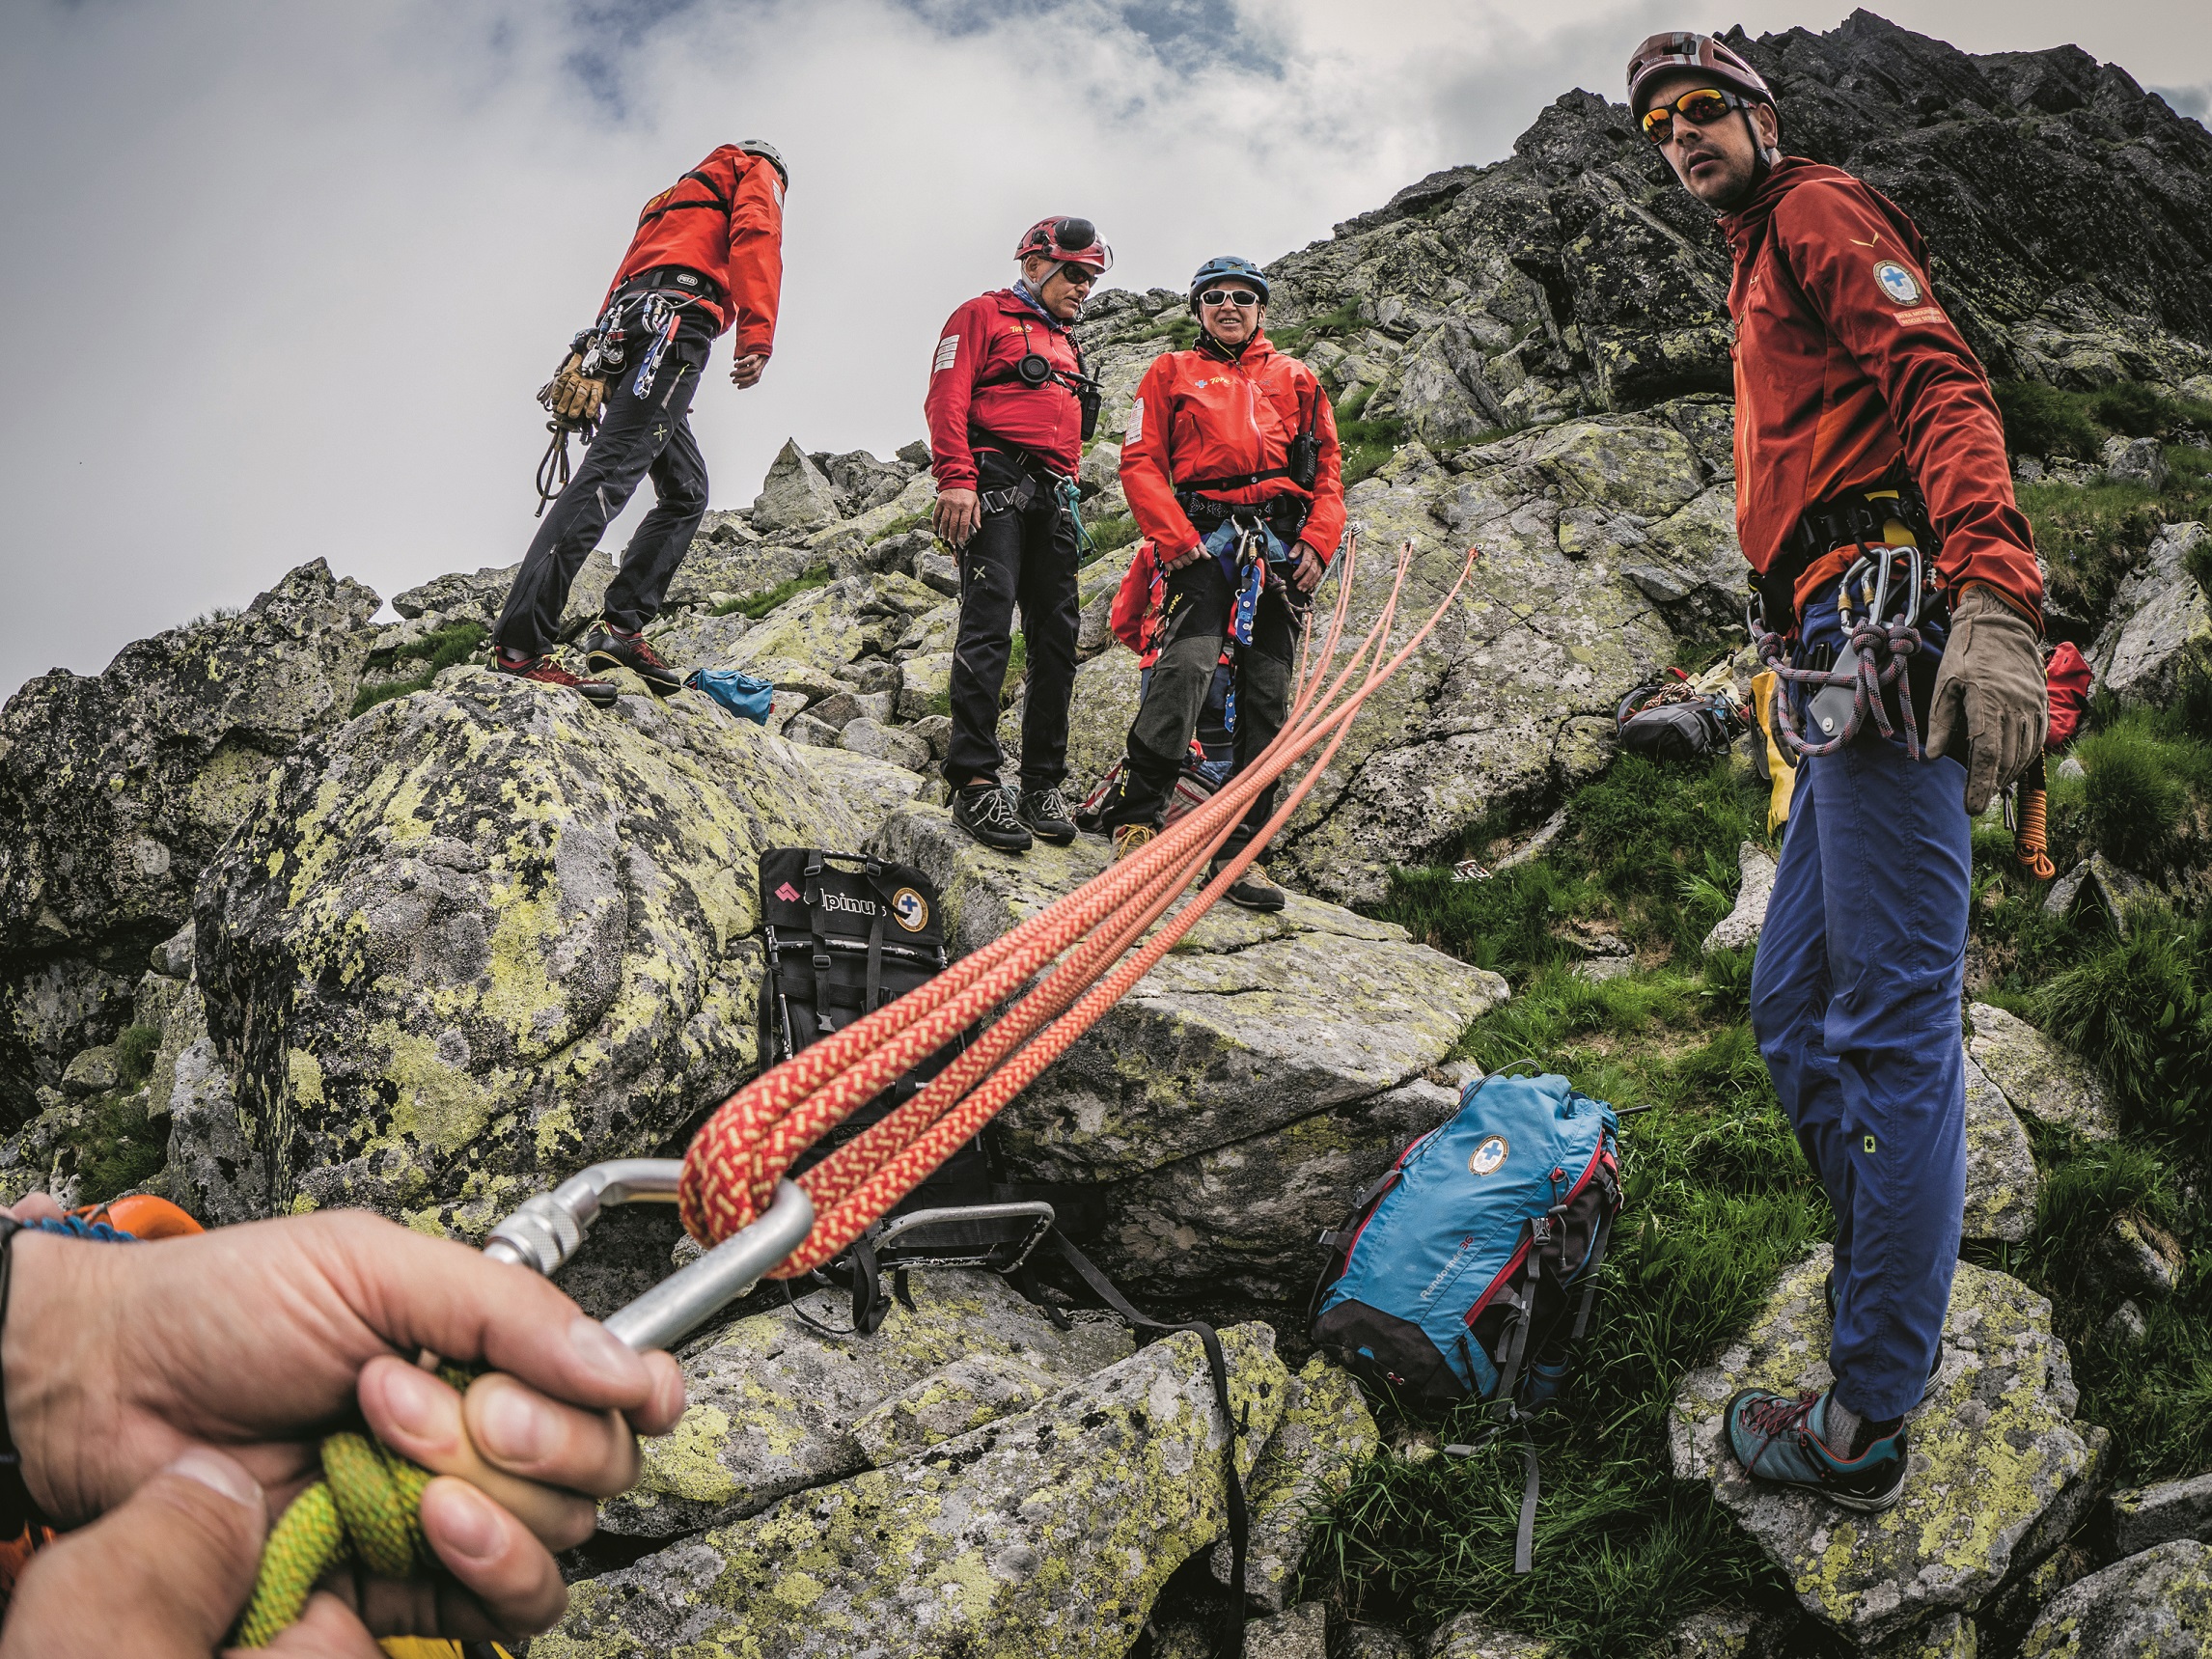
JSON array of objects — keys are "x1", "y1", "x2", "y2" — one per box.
[
  {"x1": 546, "y1": 353, "x2": 606, "y2": 425},
  {"x1": 1926, "y1": 584, "x2": 2047, "y2": 814}
]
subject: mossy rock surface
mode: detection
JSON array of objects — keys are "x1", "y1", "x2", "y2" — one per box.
[
  {"x1": 543, "y1": 1323, "x2": 1289, "y2": 1659},
  {"x1": 2018, "y1": 1538, "x2": 2212, "y2": 1656},
  {"x1": 1670, "y1": 1247, "x2": 2099, "y2": 1645},
  {"x1": 1966, "y1": 1003, "x2": 2118, "y2": 1142},
  {"x1": 1208, "y1": 1353, "x2": 1380, "y2": 1614}
]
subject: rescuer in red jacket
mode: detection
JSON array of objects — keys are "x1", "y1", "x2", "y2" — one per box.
[
  {"x1": 489, "y1": 142, "x2": 788, "y2": 705},
  {"x1": 1625, "y1": 32, "x2": 2047, "y2": 1511},
  {"x1": 1096, "y1": 255, "x2": 1343, "y2": 910},
  {"x1": 923, "y1": 217, "x2": 1110, "y2": 852}
]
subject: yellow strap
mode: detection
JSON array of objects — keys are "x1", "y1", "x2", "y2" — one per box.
[{"x1": 1752, "y1": 671, "x2": 1796, "y2": 835}]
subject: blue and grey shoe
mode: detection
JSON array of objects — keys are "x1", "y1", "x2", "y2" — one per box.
[{"x1": 1723, "y1": 1387, "x2": 1909, "y2": 1511}]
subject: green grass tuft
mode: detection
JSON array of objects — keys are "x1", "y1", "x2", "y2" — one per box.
[
  {"x1": 1083, "y1": 513, "x2": 1142, "y2": 563},
  {"x1": 709, "y1": 565, "x2": 834, "y2": 620},
  {"x1": 350, "y1": 621, "x2": 489, "y2": 717},
  {"x1": 113, "y1": 1023, "x2": 162, "y2": 1090}
]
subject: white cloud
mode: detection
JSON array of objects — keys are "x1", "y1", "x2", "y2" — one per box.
[{"x1": 2, "y1": 0, "x2": 2205, "y2": 696}]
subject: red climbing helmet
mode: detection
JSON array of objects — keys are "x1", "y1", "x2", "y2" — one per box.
[
  {"x1": 1625, "y1": 31, "x2": 1776, "y2": 116},
  {"x1": 1014, "y1": 215, "x2": 1113, "y2": 274}
]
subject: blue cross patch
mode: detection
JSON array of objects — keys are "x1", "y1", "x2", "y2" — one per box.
[{"x1": 1873, "y1": 260, "x2": 1922, "y2": 306}]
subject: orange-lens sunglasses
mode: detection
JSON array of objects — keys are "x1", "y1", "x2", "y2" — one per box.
[{"x1": 1641, "y1": 87, "x2": 1753, "y2": 144}]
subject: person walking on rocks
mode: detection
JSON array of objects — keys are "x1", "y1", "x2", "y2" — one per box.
[
  {"x1": 1097, "y1": 256, "x2": 1342, "y2": 910},
  {"x1": 490, "y1": 142, "x2": 788, "y2": 705},
  {"x1": 1628, "y1": 33, "x2": 2046, "y2": 1507},
  {"x1": 924, "y1": 217, "x2": 1111, "y2": 852}
]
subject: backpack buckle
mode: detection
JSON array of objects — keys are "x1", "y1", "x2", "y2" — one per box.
[{"x1": 1530, "y1": 1214, "x2": 1553, "y2": 1245}]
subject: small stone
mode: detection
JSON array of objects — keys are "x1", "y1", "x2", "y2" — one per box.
[
  {"x1": 2019, "y1": 1539, "x2": 2212, "y2": 1655},
  {"x1": 60, "y1": 1044, "x2": 120, "y2": 1096},
  {"x1": 2089, "y1": 521, "x2": 2210, "y2": 706},
  {"x1": 895, "y1": 437, "x2": 931, "y2": 469},
  {"x1": 2093, "y1": 1214, "x2": 2184, "y2": 1300},
  {"x1": 2057, "y1": 756, "x2": 2086, "y2": 781},
  {"x1": 895, "y1": 651, "x2": 955, "y2": 721},
  {"x1": 1702, "y1": 841, "x2": 1779, "y2": 954},
  {"x1": 783, "y1": 712, "x2": 841, "y2": 748},
  {"x1": 2104, "y1": 1471, "x2": 2212, "y2": 1558},
  {"x1": 152, "y1": 923, "x2": 195, "y2": 981},
  {"x1": 1962, "y1": 1052, "x2": 2038, "y2": 1244},
  {"x1": 1338, "y1": 1624, "x2": 1418, "y2": 1659},
  {"x1": 1424, "y1": 1613, "x2": 1556, "y2": 1658},
  {"x1": 1573, "y1": 956, "x2": 1636, "y2": 982},
  {"x1": 1966, "y1": 1004, "x2": 2118, "y2": 1141},
  {"x1": 903, "y1": 714, "x2": 954, "y2": 763},
  {"x1": 2099, "y1": 433, "x2": 2170, "y2": 489},
  {"x1": 2102, "y1": 1298, "x2": 2148, "y2": 1346},
  {"x1": 1245, "y1": 1602, "x2": 1328, "y2": 1659},
  {"x1": 1871, "y1": 1611, "x2": 1977, "y2": 1657},
  {"x1": 916, "y1": 548, "x2": 961, "y2": 595},
  {"x1": 2014, "y1": 455, "x2": 2046, "y2": 484}
]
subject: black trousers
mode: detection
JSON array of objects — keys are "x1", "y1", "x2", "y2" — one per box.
[
  {"x1": 1102, "y1": 557, "x2": 1301, "y2": 857},
  {"x1": 493, "y1": 304, "x2": 715, "y2": 657},
  {"x1": 944, "y1": 451, "x2": 1081, "y2": 788}
]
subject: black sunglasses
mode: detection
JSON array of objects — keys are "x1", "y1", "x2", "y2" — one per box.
[
  {"x1": 1058, "y1": 263, "x2": 1099, "y2": 287},
  {"x1": 1200, "y1": 289, "x2": 1261, "y2": 308}
]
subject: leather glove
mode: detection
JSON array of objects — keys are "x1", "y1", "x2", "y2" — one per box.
[
  {"x1": 1926, "y1": 584, "x2": 2047, "y2": 814},
  {"x1": 547, "y1": 354, "x2": 606, "y2": 426}
]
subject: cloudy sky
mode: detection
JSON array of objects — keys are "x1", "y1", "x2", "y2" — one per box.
[{"x1": 2, "y1": 0, "x2": 2205, "y2": 697}]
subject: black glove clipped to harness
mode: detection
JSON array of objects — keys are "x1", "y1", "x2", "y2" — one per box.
[{"x1": 1926, "y1": 584, "x2": 2047, "y2": 815}]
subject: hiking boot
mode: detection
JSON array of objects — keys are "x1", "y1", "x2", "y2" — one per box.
[
  {"x1": 584, "y1": 622, "x2": 684, "y2": 696},
  {"x1": 1723, "y1": 1386, "x2": 1909, "y2": 1511},
  {"x1": 1110, "y1": 823, "x2": 1156, "y2": 862},
  {"x1": 1213, "y1": 859, "x2": 1286, "y2": 912},
  {"x1": 1016, "y1": 786, "x2": 1078, "y2": 845},
  {"x1": 954, "y1": 783, "x2": 1031, "y2": 852},
  {"x1": 493, "y1": 650, "x2": 617, "y2": 707},
  {"x1": 1825, "y1": 1271, "x2": 1943, "y2": 1399}
]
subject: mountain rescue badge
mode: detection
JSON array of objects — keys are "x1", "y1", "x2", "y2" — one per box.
[{"x1": 1873, "y1": 260, "x2": 1922, "y2": 306}]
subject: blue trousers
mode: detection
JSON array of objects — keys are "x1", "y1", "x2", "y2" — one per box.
[{"x1": 1750, "y1": 598, "x2": 1970, "y2": 1422}]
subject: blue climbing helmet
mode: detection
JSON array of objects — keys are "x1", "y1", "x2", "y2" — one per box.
[{"x1": 1188, "y1": 255, "x2": 1270, "y2": 312}]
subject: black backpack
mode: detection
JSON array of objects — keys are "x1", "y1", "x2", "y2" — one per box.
[{"x1": 1616, "y1": 680, "x2": 1745, "y2": 762}]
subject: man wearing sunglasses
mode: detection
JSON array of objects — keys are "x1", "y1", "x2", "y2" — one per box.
[
  {"x1": 1627, "y1": 32, "x2": 2046, "y2": 1511},
  {"x1": 1098, "y1": 255, "x2": 1343, "y2": 909},
  {"x1": 923, "y1": 217, "x2": 1110, "y2": 852}
]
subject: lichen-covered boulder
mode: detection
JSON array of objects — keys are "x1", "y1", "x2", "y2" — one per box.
[
  {"x1": 192, "y1": 669, "x2": 924, "y2": 1232},
  {"x1": 1670, "y1": 1247, "x2": 2099, "y2": 1645},
  {"x1": 1424, "y1": 1615, "x2": 1555, "y2": 1658},
  {"x1": 0, "y1": 561, "x2": 378, "y2": 1105},
  {"x1": 2019, "y1": 1539, "x2": 2212, "y2": 1656},
  {"x1": 1962, "y1": 1053, "x2": 2038, "y2": 1245},
  {"x1": 752, "y1": 437, "x2": 843, "y2": 533},
  {"x1": 1702, "y1": 841, "x2": 1777, "y2": 954},
  {"x1": 599, "y1": 1268, "x2": 1129, "y2": 1538},
  {"x1": 2105, "y1": 1472, "x2": 2212, "y2": 1558},
  {"x1": 2089, "y1": 521, "x2": 2210, "y2": 705},
  {"x1": 1966, "y1": 1005, "x2": 2117, "y2": 1141},
  {"x1": 870, "y1": 806, "x2": 1507, "y2": 1182},
  {"x1": 542, "y1": 1323, "x2": 1289, "y2": 1659},
  {"x1": 1211, "y1": 1355, "x2": 1380, "y2": 1613}
]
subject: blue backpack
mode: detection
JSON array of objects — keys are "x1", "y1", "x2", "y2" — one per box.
[
  {"x1": 1312, "y1": 1070, "x2": 1621, "y2": 1413},
  {"x1": 687, "y1": 666, "x2": 776, "y2": 724}
]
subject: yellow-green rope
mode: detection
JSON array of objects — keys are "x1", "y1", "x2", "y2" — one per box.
[{"x1": 235, "y1": 1369, "x2": 468, "y2": 1646}]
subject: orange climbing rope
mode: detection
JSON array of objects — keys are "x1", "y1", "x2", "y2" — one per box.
[{"x1": 678, "y1": 537, "x2": 1481, "y2": 1272}]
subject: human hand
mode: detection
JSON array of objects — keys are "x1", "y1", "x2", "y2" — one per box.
[
  {"x1": 1164, "y1": 541, "x2": 1207, "y2": 571},
  {"x1": 3, "y1": 1208, "x2": 686, "y2": 1645},
  {"x1": 934, "y1": 488, "x2": 982, "y2": 548},
  {"x1": 1925, "y1": 583, "x2": 2047, "y2": 814},
  {"x1": 1289, "y1": 541, "x2": 1326, "y2": 593},
  {"x1": 730, "y1": 354, "x2": 766, "y2": 388}
]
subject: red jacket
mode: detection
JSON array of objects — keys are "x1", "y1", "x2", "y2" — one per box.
[
  {"x1": 924, "y1": 290, "x2": 1086, "y2": 490},
  {"x1": 1111, "y1": 539, "x2": 1161, "y2": 661},
  {"x1": 602, "y1": 145, "x2": 785, "y2": 361},
  {"x1": 1720, "y1": 158, "x2": 2041, "y2": 622},
  {"x1": 1120, "y1": 335, "x2": 1345, "y2": 561}
]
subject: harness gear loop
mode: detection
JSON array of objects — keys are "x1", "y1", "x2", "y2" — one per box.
[{"x1": 1752, "y1": 542, "x2": 1932, "y2": 761}]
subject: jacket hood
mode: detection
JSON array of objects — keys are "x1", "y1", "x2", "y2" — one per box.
[
  {"x1": 1194, "y1": 327, "x2": 1276, "y2": 366},
  {"x1": 1718, "y1": 156, "x2": 1856, "y2": 259}
]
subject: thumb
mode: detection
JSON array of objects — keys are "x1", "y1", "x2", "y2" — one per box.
[{"x1": 1, "y1": 1449, "x2": 268, "y2": 1658}]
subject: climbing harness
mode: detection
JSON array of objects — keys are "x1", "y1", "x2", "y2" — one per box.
[
  {"x1": 240, "y1": 534, "x2": 1480, "y2": 1646},
  {"x1": 1751, "y1": 542, "x2": 1936, "y2": 761},
  {"x1": 531, "y1": 283, "x2": 706, "y2": 515}
]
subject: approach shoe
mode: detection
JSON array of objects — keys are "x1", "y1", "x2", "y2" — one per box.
[
  {"x1": 1110, "y1": 823, "x2": 1156, "y2": 863},
  {"x1": 1723, "y1": 1386, "x2": 1908, "y2": 1512},
  {"x1": 954, "y1": 783, "x2": 1032, "y2": 852},
  {"x1": 1213, "y1": 858, "x2": 1286, "y2": 912},
  {"x1": 493, "y1": 650, "x2": 617, "y2": 707},
  {"x1": 1016, "y1": 786, "x2": 1078, "y2": 845},
  {"x1": 584, "y1": 622, "x2": 684, "y2": 696},
  {"x1": 1825, "y1": 1271, "x2": 1943, "y2": 1399}
]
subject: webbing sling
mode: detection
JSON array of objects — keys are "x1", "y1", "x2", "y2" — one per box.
[{"x1": 633, "y1": 166, "x2": 733, "y2": 229}]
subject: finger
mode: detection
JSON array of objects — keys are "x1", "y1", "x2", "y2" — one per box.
[
  {"x1": 244, "y1": 1590, "x2": 383, "y2": 1659},
  {"x1": 3, "y1": 1449, "x2": 266, "y2": 1659},
  {"x1": 633, "y1": 1349, "x2": 687, "y2": 1436},
  {"x1": 6, "y1": 1192, "x2": 65, "y2": 1223},
  {"x1": 358, "y1": 1357, "x2": 595, "y2": 1550},
  {"x1": 465, "y1": 1371, "x2": 640, "y2": 1499},
  {"x1": 1923, "y1": 676, "x2": 1962, "y2": 760},
  {"x1": 1963, "y1": 728, "x2": 1999, "y2": 815},
  {"x1": 416, "y1": 1476, "x2": 570, "y2": 1635}
]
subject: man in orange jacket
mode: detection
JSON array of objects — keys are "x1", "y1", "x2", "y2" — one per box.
[
  {"x1": 1626, "y1": 33, "x2": 2046, "y2": 1510},
  {"x1": 1098, "y1": 256, "x2": 1343, "y2": 909},
  {"x1": 923, "y1": 217, "x2": 1110, "y2": 852},
  {"x1": 490, "y1": 142, "x2": 787, "y2": 705}
]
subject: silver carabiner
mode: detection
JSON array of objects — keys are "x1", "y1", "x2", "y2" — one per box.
[{"x1": 483, "y1": 1161, "x2": 814, "y2": 1352}]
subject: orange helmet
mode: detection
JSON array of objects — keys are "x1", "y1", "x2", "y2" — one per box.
[
  {"x1": 1014, "y1": 216, "x2": 1113, "y2": 274},
  {"x1": 1626, "y1": 31, "x2": 1775, "y2": 117}
]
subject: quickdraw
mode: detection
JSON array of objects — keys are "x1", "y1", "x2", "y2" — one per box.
[{"x1": 1751, "y1": 543, "x2": 1933, "y2": 761}]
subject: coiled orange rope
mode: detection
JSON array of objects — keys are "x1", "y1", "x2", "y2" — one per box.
[
  {"x1": 679, "y1": 538, "x2": 1480, "y2": 1272},
  {"x1": 2015, "y1": 784, "x2": 2056, "y2": 880}
]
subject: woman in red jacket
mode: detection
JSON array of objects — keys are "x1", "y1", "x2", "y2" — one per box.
[{"x1": 1097, "y1": 256, "x2": 1343, "y2": 909}]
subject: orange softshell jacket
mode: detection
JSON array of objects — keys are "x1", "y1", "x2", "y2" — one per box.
[
  {"x1": 1120, "y1": 335, "x2": 1346, "y2": 561},
  {"x1": 1720, "y1": 157, "x2": 2041, "y2": 622},
  {"x1": 602, "y1": 144, "x2": 785, "y2": 361},
  {"x1": 923, "y1": 290, "x2": 1088, "y2": 491}
]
